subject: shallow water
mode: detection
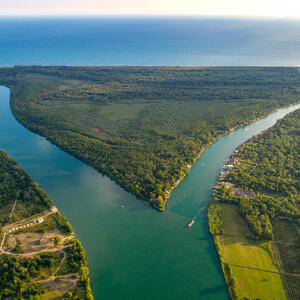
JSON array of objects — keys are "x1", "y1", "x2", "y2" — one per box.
[{"x1": 0, "y1": 86, "x2": 299, "y2": 299}]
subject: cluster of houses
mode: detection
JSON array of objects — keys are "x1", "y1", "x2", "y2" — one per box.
[
  {"x1": 218, "y1": 164, "x2": 234, "y2": 181},
  {"x1": 6, "y1": 207, "x2": 58, "y2": 235},
  {"x1": 218, "y1": 149, "x2": 241, "y2": 181},
  {"x1": 7, "y1": 217, "x2": 44, "y2": 234},
  {"x1": 211, "y1": 148, "x2": 241, "y2": 201}
]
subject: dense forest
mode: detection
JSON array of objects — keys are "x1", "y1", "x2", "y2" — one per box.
[
  {"x1": 0, "y1": 151, "x2": 52, "y2": 225},
  {"x1": 0, "y1": 149, "x2": 93, "y2": 299},
  {"x1": 225, "y1": 110, "x2": 300, "y2": 239},
  {"x1": 1, "y1": 66, "x2": 300, "y2": 209}
]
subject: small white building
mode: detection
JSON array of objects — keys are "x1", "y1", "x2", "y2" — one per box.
[
  {"x1": 37, "y1": 217, "x2": 44, "y2": 224},
  {"x1": 50, "y1": 206, "x2": 58, "y2": 213}
]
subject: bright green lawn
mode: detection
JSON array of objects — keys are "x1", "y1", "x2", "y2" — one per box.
[{"x1": 218, "y1": 203, "x2": 287, "y2": 300}]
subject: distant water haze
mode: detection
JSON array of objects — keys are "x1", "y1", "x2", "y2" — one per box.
[{"x1": 1, "y1": 17, "x2": 300, "y2": 66}]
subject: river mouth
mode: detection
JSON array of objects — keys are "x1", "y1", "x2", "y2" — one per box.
[{"x1": 0, "y1": 85, "x2": 299, "y2": 300}]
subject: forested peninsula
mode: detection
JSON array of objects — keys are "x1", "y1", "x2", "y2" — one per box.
[
  {"x1": 1, "y1": 66, "x2": 300, "y2": 210},
  {"x1": 208, "y1": 109, "x2": 300, "y2": 299},
  {"x1": 0, "y1": 150, "x2": 93, "y2": 299}
]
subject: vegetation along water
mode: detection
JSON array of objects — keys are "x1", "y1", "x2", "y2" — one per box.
[
  {"x1": 209, "y1": 109, "x2": 300, "y2": 299},
  {"x1": 2, "y1": 66, "x2": 300, "y2": 210},
  {"x1": 0, "y1": 76, "x2": 299, "y2": 299},
  {"x1": 0, "y1": 149, "x2": 93, "y2": 299}
]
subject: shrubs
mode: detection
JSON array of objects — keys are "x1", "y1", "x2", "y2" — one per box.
[
  {"x1": 54, "y1": 236, "x2": 61, "y2": 246},
  {"x1": 223, "y1": 263, "x2": 238, "y2": 299},
  {"x1": 53, "y1": 212, "x2": 73, "y2": 235},
  {"x1": 64, "y1": 239, "x2": 94, "y2": 300},
  {"x1": 0, "y1": 150, "x2": 53, "y2": 225},
  {"x1": 65, "y1": 239, "x2": 87, "y2": 272},
  {"x1": 208, "y1": 204, "x2": 224, "y2": 235},
  {"x1": 0, "y1": 255, "x2": 45, "y2": 298}
]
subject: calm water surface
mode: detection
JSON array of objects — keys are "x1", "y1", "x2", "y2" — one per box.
[
  {"x1": 0, "y1": 86, "x2": 299, "y2": 299},
  {"x1": 1, "y1": 17, "x2": 300, "y2": 66}
]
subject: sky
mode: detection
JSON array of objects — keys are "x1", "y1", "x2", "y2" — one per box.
[{"x1": 0, "y1": 0, "x2": 299, "y2": 18}]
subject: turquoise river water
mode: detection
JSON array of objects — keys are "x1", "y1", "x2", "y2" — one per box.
[{"x1": 0, "y1": 85, "x2": 299, "y2": 299}]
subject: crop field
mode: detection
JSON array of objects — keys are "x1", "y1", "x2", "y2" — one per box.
[{"x1": 217, "y1": 203, "x2": 287, "y2": 299}]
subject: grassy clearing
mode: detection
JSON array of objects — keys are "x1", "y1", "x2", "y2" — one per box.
[
  {"x1": 230, "y1": 266, "x2": 285, "y2": 299},
  {"x1": 100, "y1": 102, "x2": 151, "y2": 121},
  {"x1": 216, "y1": 203, "x2": 287, "y2": 299},
  {"x1": 40, "y1": 276, "x2": 76, "y2": 300}
]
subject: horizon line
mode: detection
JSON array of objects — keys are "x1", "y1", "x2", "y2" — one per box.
[{"x1": 0, "y1": 14, "x2": 299, "y2": 21}]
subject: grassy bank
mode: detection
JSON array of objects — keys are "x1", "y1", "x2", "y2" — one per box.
[{"x1": 210, "y1": 203, "x2": 286, "y2": 299}]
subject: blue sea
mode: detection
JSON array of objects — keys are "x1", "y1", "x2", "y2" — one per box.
[{"x1": 1, "y1": 17, "x2": 300, "y2": 66}]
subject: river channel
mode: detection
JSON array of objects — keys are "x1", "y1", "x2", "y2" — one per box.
[{"x1": 0, "y1": 86, "x2": 299, "y2": 299}]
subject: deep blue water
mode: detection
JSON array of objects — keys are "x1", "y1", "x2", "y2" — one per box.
[{"x1": 1, "y1": 17, "x2": 300, "y2": 66}]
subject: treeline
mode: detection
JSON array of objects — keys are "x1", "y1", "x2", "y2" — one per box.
[
  {"x1": 0, "y1": 148, "x2": 93, "y2": 299},
  {"x1": 220, "y1": 110, "x2": 300, "y2": 239},
  {"x1": 53, "y1": 212, "x2": 73, "y2": 235},
  {"x1": 0, "y1": 150, "x2": 53, "y2": 225},
  {"x1": 1, "y1": 66, "x2": 300, "y2": 209},
  {"x1": 62, "y1": 240, "x2": 93, "y2": 300},
  {"x1": 4, "y1": 66, "x2": 300, "y2": 102},
  {"x1": 0, "y1": 254, "x2": 49, "y2": 299}
]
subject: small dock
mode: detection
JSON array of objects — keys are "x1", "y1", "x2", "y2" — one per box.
[
  {"x1": 186, "y1": 206, "x2": 205, "y2": 228},
  {"x1": 187, "y1": 220, "x2": 194, "y2": 228}
]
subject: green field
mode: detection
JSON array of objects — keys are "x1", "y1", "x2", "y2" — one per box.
[
  {"x1": 215, "y1": 203, "x2": 286, "y2": 299},
  {"x1": 1, "y1": 66, "x2": 300, "y2": 210}
]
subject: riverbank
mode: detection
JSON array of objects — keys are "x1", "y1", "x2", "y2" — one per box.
[
  {"x1": 2, "y1": 66, "x2": 300, "y2": 212},
  {"x1": 162, "y1": 102, "x2": 298, "y2": 211},
  {"x1": 208, "y1": 158, "x2": 286, "y2": 299},
  {"x1": 208, "y1": 107, "x2": 300, "y2": 299},
  {"x1": 0, "y1": 149, "x2": 94, "y2": 299},
  {"x1": 1, "y1": 84, "x2": 300, "y2": 299}
]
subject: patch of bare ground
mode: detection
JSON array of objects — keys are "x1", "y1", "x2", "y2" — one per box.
[
  {"x1": 5, "y1": 234, "x2": 17, "y2": 249},
  {"x1": 233, "y1": 186, "x2": 256, "y2": 198},
  {"x1": 92, "y1": 127, "x2": 111, "y2": 136},
  {"x1": 40, "y1": 274, "x2": 78, "y2": 300},
  {"x1": 4, "y1": 230, "x2": 65, "y2": 253},
  {"x1": 216, "y1": 181, "x2": 256, "y2": 199}
]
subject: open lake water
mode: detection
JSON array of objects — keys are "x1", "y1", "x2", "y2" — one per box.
[{"x1": 1, "y1": 17, "x2": 300, "y2": 66}]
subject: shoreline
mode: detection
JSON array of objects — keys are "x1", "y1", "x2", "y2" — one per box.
[
  {"x1": 8, "y1": 85, "x2": 299, "y2": 212},
  {"x1": 161, "y1": 101, "x2": 299, "y2": 211},
  {"x1": 207, "y1": 104, "x2": 300, "y2": 299},
  {"x1": 5, "y1": 83, "x2": 300, "y2": 213},
  {"x1": 0, "y1": 150, "x2": 94, "y2": 299}
]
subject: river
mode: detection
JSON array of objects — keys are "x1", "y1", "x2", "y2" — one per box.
[{"x1": 0, "y1": 85, "x2": 299, "y2": 299}]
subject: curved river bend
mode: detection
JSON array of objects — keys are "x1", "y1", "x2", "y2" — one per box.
[{"x1": 0, "y1": 86, "x2": 299, "y2": 300}]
